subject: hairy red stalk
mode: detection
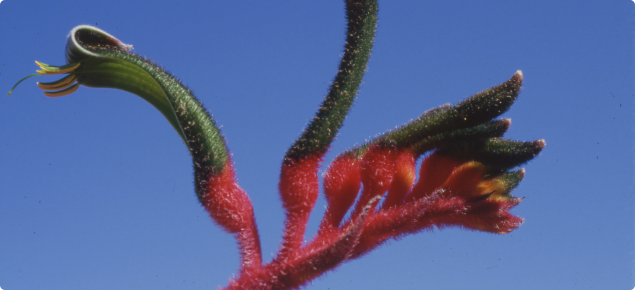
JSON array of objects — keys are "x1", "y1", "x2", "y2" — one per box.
[
  {"x1": 320, "y1": 154, "x2": 361, "y2": 230},
  {"x1": 407, "y1": 152, "x2": 462, "y2": 202},
  {"x1": 225, "y1": 200, "x2": 374, "y2": 290},
  {"x1": 199, "y1": 161, "x2": 262, "y2": 269},
  {"x1": 350, "y1": 146, "x2": 397, "y2": 218},
  {"x1": 351, "y1": 194, "x2": 467, "y2": 258},
  {"x1": 381, "y1": 150, "x2": 417, "y2": 209},
  {"x1": 278, "y1": 156, "x2": 322, "y2": 260}
]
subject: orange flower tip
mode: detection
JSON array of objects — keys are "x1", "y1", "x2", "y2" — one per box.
[
  {"x1": 512, "y1": 70, "x2": 523, "y2": 83},
  {"x1": 536, "y1": 139, "x2": 546, "y2": 148},
  {"x1": 42, "y1": 82, "x2": 79, "y2": 97},
  {"x1": 473, "y1": 190, "x2": 496, "y2": 202},
  {"x1": 34, "y1": 61, "x2": 80, "y2": 75},
  {"x1": 37, "y1": 75, "x2": 77, "y2": 90},
  {"x1": 517, "y1": 168, "x2": 526, "y2": 178},
  {"x1": 501, "y1": 118, "x2": 511, "y2": 127}
]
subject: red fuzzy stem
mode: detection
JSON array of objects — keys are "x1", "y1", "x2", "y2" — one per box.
[
  {"x1": 352, "y1": 194, "x2": 465, "y2": 258},
  {"x1": 350, "y1": 146, "x2": 396, "y2": 219},
  {"x1": 224, "y1": 198, "x2": 372, "y2": 290},
  {"x1": 278, "y1": 155, "x2": 321, "y2": 260},
  {"x1": 352, "y1": 195, "x2": 523, "y2": 258},
  {"x1": 320, "y1": 154, "x2": 361, "y2": 230},
  {"x1": 407, "y1": 152, "x2": 461, "y2": 202},
  {"x1": 199, "y1": 161, "x2": 262, "y2": 269},
  {"x1": 381, "y1": 150, "x2": 416, "y2": 209},
  {"x1": 432, "y1": 198, "x2": 524, "y2": 234}
]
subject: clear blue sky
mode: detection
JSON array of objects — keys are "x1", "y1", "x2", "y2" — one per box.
[{"x1": 1, "y1": 1, "x2": 633, "y2": 289}]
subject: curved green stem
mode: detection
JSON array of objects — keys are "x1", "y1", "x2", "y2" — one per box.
[
  {"x1": 284, "y1": 0, "x2": 379, "y2": 162},
  {"x1": 64, "y1": 26, "x2": 229, "y2": 178},
  {"x1": 276, "y1": 0, "x2": 379, "y2": 261}
]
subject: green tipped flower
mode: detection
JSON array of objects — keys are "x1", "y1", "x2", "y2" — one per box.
[
  {"x1": 35, "y1": 64, "x2": 81, "y2": 97},
  {"x1": 9, "y1": 25, "x2": 229, "y2": 170}
]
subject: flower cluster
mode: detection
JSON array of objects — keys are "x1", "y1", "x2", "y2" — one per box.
[{"x1": 9, "y1": 0, "x2": 543, "y2": 289}]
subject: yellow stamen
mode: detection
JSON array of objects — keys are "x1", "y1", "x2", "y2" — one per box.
[
  {"x1": 43, "y1": 83, "x2": 80, "y2": 97},
  {"x1": 35, "y1": 61, "x2": 80, "y2": 75},
  {"x1": 37, "y1": 75, "x2": 77, "y2": 90}
]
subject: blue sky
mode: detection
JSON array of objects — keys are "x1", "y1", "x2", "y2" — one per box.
[{"x1": 0, "y1": 0, "x2": 633, "y2": 289}]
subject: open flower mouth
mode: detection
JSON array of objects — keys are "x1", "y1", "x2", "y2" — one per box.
[{"x1": 68, "y1": 25, "x2": 134, "y2": 57}]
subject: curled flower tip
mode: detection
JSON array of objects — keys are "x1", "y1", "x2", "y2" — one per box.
[
  {"x1": 35, "y1": 61, "x2": 80, "y2": 75},
  {"x1": 8, "y1": 61, "x2": 81, "y2": 96},
  {"x1": 42, "y1": 83, "x2": 80, "y2": 97},
  {"x1": 38, "y1": 74, "x2": 80, "y2": 97},
  {"x1": 35, "y1": 62, "x2": 81, "y2": 97},
  {"x1": 37, "y1": 74, "x2": 77, "y2": 90}
]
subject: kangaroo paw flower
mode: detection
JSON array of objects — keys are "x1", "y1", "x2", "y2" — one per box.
[{"x1": 11, "y1": 0, "x2": 543, "y2": 289}]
